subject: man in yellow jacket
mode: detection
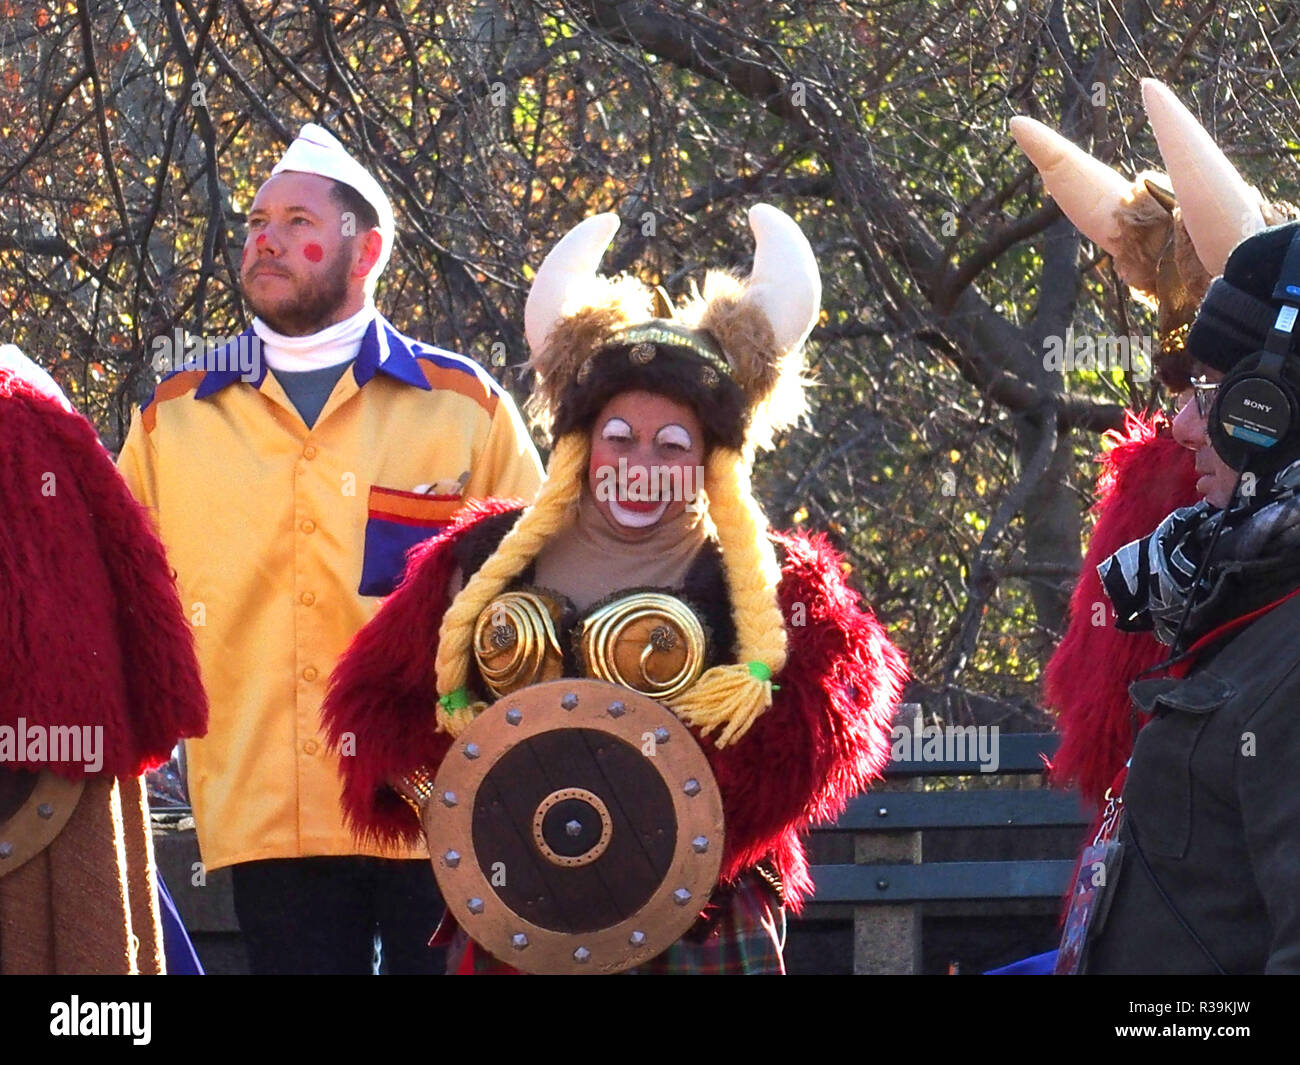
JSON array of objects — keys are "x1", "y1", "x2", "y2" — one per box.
[{"x1": 117, "y1": 124, "x2": 543, "y2": 974}]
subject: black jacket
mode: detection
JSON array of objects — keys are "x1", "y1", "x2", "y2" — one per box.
[{"x1": 1084, "y1": 588, "x2": 1300, "y2": 973}]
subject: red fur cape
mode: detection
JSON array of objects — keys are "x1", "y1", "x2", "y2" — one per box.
[
  {"x1": 0, "y1": 371, "x2": 207, "y2": 778},
  {"x1": 1043, "y1": 413, "x2": 1198, "y2": 808},
  {"x1": 323, "y1": 500, "x2": 908, "y2": 910}
]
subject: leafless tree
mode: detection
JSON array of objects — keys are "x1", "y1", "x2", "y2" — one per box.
[{"x1": 3, "y1": 0, "x2": 1298, "y2": 723}]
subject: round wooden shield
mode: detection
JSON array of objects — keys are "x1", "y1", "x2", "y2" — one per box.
[
  {"x1": 426, "y1": 679, "x2": 724, "y2": 974},
  {"x1": 0, "y1": 769, "x2": 84, "y2": 879}
]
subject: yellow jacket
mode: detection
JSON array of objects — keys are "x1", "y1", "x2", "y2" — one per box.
[{"x1": 117, "y1": 319, "x2": 543, "y2": 869}]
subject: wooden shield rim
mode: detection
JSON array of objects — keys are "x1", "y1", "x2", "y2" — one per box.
[
  {"x1": 426, "y1": 679, "x2": 725, "y2": 974},
  {"x1": 0, "y1": 771, "x2": 85, "y2": 879}
]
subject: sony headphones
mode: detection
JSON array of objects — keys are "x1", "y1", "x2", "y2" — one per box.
[{"x1": 1209, "y1": 230, "x2": 1300, "y2": 473}]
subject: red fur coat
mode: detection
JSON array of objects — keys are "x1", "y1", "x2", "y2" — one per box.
[
  {"x1": 1043, "y1": 414, "x2": 1198, "y2": 808},
  {"x1": 323, "y1": 500, "x2": 908, "y2": 910},
  {"x1": 0, "y1": 370, "x2": 207, "y2": 777}
]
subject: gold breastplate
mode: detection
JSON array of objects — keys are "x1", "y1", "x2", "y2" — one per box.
[
  {"x1": 472, "y1": 590, "x2": 566, "y2": 700},
  {"x1": 472, "y1": 589, "x2": 708, "y2": 701},
  {"x1": 578, "y1": 592, "x2": 706, "y2": 699}
]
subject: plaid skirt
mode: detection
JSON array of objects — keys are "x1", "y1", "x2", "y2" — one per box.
[
  {"x1": 625, "y1": 874, "x2": 786, "y2": 975},
  {"x1": 444, "y1": 873, "x2": 786, "y2": 975}
]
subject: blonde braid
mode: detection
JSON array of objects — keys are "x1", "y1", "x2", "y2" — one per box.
[
  {"x1": 664, "y1": 447, "x2": 788, "y2": 746},
  {"x1": 434, "y1": 432, "x2": 589, "y2": 735}
]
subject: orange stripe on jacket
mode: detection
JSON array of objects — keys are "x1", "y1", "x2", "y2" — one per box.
[
  {"x1": 141, "y1": 371, "x2": 205, "y2": 433},
  {"x1": 418, "y1": 362, "x2": 498, "y2": 416}
]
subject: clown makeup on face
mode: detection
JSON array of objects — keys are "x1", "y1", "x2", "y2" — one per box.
[
  {"x1": 587, "y1": 390, "x2": 707, "y2": 537},
  {"x1": 241, "y1": 171, "x2": 378, "y2": 335}
]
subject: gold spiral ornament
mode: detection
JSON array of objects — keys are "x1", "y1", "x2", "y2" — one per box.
[
  {"x1": 473, "y1": 591, "x2": 564, "y2": 699},
  {"x1": 579, "y1": 592, "x2": 706, "y2": 700}
]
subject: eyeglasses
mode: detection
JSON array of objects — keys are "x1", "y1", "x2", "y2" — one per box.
[{"x1": 1177, "y1": 377, "x2": 1219, "y2": 418}]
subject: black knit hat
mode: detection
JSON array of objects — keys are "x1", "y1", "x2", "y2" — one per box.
[{"x1": 1185, "y1": 222, "x2": 1300, "y2": 373}]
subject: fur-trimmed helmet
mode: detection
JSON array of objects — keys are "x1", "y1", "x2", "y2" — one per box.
[
  {"x1": 1011, "y1": 79, "x2": 1298, "y2": 391},
  {"x1": 522, "y1": 205, "x2": 821, "y2": 452}
]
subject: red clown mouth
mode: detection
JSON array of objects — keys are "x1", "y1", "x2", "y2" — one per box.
[{"x1": 615, "y1": 497, "x2": 663, "y2": 513}]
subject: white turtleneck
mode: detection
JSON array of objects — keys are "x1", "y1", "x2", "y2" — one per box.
[{"x1": 252, "y1": 303, "x2": 377, "y2": 373}]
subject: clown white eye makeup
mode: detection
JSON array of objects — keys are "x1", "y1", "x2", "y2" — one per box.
[
  {"x1": 601, "y1": 417, "x2": 633, "y2": 442},
  {"x1": 655, "y1": 423, "x2": 693, "y2": 451}
]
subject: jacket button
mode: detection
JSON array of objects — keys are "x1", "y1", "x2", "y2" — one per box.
[
  {"x1": 301, "y1": 519, "x2": 316, "y2": 534},
  {"x1": 303, "y1": 445, "x2": 317, "y2": 460},
  {"x1": 302, "y1": 666, "x2": 318, "y2": 682},
  {"x1": 303, "y1": 740, "x2": 319, "y2": 755},
  {"x1": 300, "y1": 591, "x2": 315, "y2": 606}
]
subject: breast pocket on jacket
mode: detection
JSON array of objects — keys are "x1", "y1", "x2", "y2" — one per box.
[
  {"x1": 358, "y1": 485, "x2": 462, "y2": 597},
  {"x1": 1125, "y1": 671, "x2": 1233, "y2": 859}
]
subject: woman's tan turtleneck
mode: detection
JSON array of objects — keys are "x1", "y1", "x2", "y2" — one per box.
[{"x1": 531, "y1": 487, "x2": 709, "y2": 611}]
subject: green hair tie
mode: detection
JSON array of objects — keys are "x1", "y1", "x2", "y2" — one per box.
[
  {"x1": 439, "y1": 688, "x2": 470, "y2": 714},
  {"x1": 745, "y1": 661, "x2": 779, "y2": 691}
]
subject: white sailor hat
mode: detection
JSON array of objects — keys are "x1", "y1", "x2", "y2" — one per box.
[{"x1": 271, "y1": 123, "x2": 396, "y2": 293}]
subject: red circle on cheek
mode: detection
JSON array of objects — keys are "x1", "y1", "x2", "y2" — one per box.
[
  {"x1": 303, "y1": 242, "x2": 324, "y2": 263},
  {"x1": 255, "y1": 233, "x2": 268, "y2": 247}
]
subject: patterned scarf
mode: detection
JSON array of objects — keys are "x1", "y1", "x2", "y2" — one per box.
[{"x1": 1099, "y1": 459, "x2": 1300, "y2": 646}]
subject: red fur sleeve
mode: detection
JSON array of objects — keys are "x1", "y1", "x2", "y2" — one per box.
[
  {"x1": 322, "y1": 500, "x2": 522, "y2": 847},
  {"x1": 0, "y1": 372, "x2": 206, "y2": 779},
  {"x1": 707, "y1": 529, "x2": 909, "y2": 909},
  {"x1": 77, "y1": 406, "x2": 208, "y2": 771},
  {"x1": 1044, "y1": 414, "x2": 1198, "y2": 808}
]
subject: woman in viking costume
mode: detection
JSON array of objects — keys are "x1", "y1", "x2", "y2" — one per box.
[
  {"x1": 324, "y1": 204, "x2": 908, "y2": 974},
  {"x1": 0, "y1": 346, "x2": 207, "y2": 973},
  {"x1": 1011, "y1": 80, "x2": 1294, "y2": 811}
]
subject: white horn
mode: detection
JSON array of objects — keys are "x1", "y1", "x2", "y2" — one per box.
[
  {"x1": 1142, "y1": 78, "x2": 1266, "y2": 276},
  {"x1": 524, "y1": 213, "x2": 621, "y2": 364},
  {"x1": 743, "y1": 203, "x2": 821, "y2": 355},
  {"x1": 1010, "y1": 116, "x2": 1135, "y2": 257}
]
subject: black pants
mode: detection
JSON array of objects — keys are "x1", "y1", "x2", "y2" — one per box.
[{"x1": 230, "y1": 856, "x2": 445, "y2": 975}]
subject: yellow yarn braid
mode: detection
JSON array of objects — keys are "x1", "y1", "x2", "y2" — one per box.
[
  {"x1": 664, "y1": 447, "x2": 788, "y2": 747},
  {"x1": 433, "y1": 432, "x2": 590, "y2": 735}
]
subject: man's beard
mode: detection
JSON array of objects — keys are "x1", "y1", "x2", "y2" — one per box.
[{"x1": 243, "y1": 246, "x2": 352, "y2": 336}]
